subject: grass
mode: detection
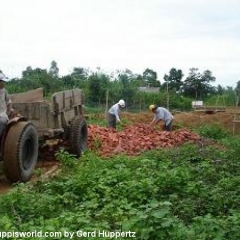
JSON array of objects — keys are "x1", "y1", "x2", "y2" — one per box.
[{"x1": 1, "y1": 135, "x2": 240, "y2": 239}]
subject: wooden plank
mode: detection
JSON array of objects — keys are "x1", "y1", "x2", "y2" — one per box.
[
  {"x1": 12, "y1": 103, "x2": 29, "y2": 118},
  {"x1": 72, "y1": 89, "x2": 83, "y2": 105},
  {"x1": 13, "y1": 102, "x2": 44, "y2": 120},
  {"x1": 10, "y1": 88, "x2": 44, "y2": 103},
  {"x1": 39, "y1": 105, "x2": 49, "y2": 129},
  {"x1": 62, "y1": 91, "x2": 72, "y2": 111},
  {"x1": 52, "y1": 89, "x2": 83, "y2": 113},
  {"x1": 30, "y1": 102, "x2": 41, "y2": 119}
]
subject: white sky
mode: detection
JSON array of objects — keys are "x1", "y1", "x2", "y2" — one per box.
[{"x1": 0, "y1": 0, "x2": 240, "y2": 87}]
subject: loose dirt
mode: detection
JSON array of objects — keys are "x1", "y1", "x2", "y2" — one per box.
[
  {"x1": 88, "y1": 124, "x2": 200, "y2": 157},
  {"x1": 122, "y1": 111, "x2": 235, "y2": 131}
]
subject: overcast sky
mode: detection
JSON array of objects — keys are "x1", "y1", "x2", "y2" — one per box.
[{"x1": 0, "y1": 0, "x2": 240, "y2": 87}]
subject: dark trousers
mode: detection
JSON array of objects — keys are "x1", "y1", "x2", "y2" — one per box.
[
  {"x1": 107, "y1": 113, "x2": 116, "y2": 128},
  {"x1": 164, "y1": 120, "x2": 173, "y2": 131},
  {"x1": 0, "y1": 116, "x2": 8, "y2": 139}
]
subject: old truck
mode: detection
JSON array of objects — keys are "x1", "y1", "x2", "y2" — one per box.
[{"x1": 0, "y1": 88, "x2": 88, "y2": 183}]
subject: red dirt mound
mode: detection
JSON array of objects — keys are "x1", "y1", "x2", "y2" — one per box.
[{"x1": 88, "y1": 124, "x2": 200, "y2": 157}]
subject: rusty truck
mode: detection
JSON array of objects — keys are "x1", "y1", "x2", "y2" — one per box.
[{"x1": 0, "y1": 88, "x2": 88, "y2": 183}]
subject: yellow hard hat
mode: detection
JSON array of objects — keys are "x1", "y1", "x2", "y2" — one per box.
[{"x1": 149, "y1": 104, "x2": 156, "y2": 111}]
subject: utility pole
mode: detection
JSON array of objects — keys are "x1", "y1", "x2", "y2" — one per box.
[
  {"x1": 166, "y1": 79, "x2": 169, "y2": 110},
  {"x1": 105, "y1": 89, "x2": 109, "y2": 114}
]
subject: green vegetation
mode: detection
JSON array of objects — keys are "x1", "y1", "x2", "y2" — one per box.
[
  {"x1": 196, "y1": 124, "x2": 229, "y2": 140},
  {"x1": 2, "y1": 63, "x2": 240, "y2": 111},
  {"x1": 1, "y1": 132, "x2": 240, "y2": 239}
]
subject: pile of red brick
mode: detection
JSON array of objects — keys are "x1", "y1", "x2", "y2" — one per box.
[{"x1": 88, "y1": 124, "x2": 200, "y2": 157}]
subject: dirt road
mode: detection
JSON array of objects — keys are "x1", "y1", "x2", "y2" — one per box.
[{"x1": 0, "y1": 158, "x2": 60, "y2": 195}]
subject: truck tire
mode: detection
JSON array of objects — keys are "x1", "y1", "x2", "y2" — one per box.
[
  {"x1": 69, "y1": 116, "x2": 88, "y2": 157},
  {"x1": 3, "y1": 122, "x2": 38, "y2": 183}
]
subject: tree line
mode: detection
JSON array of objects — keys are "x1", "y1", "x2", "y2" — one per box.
[{"x1": 1, "y1": 61, "x2": 240, "y2": 111}]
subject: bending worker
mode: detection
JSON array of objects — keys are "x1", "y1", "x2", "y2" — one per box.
[
  {"x1": 107, "y1": 99, "x2": 125, "y2": 128},
  {"x1": 0, "y1": 73, "x2": 14, "y2": 138},
  {"x1": 149, "y1": 104, "x2": 174, "y2": 131}
]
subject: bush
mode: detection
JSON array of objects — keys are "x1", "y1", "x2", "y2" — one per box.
[
  {"x1": 197, "y1": 124, "x2": 229, "y2": 140},
  {"x1": 2, "y1": 139, "x2": 240, "y2": 239}
]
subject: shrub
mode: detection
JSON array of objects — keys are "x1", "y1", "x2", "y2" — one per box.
[{"x1": 197, "y1": 124, "x2": 229, "y2": 140}]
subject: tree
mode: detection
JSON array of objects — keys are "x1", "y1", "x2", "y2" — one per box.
[
  {"x1": 163, "y1": 68, "x2": 183, "y2": 91},
  {"x1": 216, "y1": 84, "x2": 225, "y2": 95},
  {"x1": 182, "y1": 68, "x2": 215, "y2": 100},
  {"x1": 61, "y1": 75, "x2": 74, "y2": 89},
  {"x1": 21, "y1": 67, "x2": 63, "y2": 95},
  {"x1": 115, "y1": 69, "x2": 140, "y2": 107},
  {"x1": 71, "y1": 67, "x2": 89, "y2": 79},
  {"x1": 143, "y1": 68, "x2": 160, "y2": 87},
  {"x1": 49, "y1": 60, "x2": 59, "y2": 78},
  {"x1": 88, "y1": 72, "x2": 110, "y2": 104},
  {"x1": 69, "y1": 67, "x2": 89, "y2": 89}
]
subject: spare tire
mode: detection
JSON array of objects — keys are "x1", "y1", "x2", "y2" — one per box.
[
  {"x1": 3, "y1": 122, "x2": 38, "y2": 183},
  {"x1": 69, "y1": 116, "x2": 88, "y2": 157}
]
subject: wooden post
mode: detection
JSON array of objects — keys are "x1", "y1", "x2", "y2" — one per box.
[
  {"x1": 166, "y1": 80, "x2": 169, "y2": 110},
  {"x1": 105, "y1": 89, "x2": 109, "y2": 114},
  {"x1": 232, "y1": 113, "x2": 240, "y2": 135}
]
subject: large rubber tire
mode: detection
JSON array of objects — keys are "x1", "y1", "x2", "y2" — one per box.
[
  {"x1": 3, "y1": 122, "x2": 38, "y2": 183},
  {"x1": 69, "y1": 116, "x2": 88, "y2": 157}
]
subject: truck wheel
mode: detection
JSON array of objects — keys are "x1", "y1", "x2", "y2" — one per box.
[
  {"x1": 3, "y1": 122, "x2": 38, "y2": 183},
  {"x1": 69, "y1": 116, "x2": 88, "y2": 157}
]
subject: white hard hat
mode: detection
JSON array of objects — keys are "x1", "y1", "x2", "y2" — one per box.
[
  {"x1": 118, "y1": 99, "x2": 125, "y2": 107},
  {"x1": 0, "y1": 73, "x2": 7, "y2": 82}
]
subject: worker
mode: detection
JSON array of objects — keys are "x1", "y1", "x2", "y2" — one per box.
[
  {"x1": 149, "y1": 104, "x2": 174, "y2": 131},
  {"x1": 0, "y1": 73, "x2": 14, "y2": 138},
  {"x1": 107, "y1": 99, "x2": 125, "y2": 128}
]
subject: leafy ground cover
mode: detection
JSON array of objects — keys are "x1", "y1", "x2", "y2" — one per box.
[{"x1": 1, "y1": 131, "x2": 240, "y2": 239}]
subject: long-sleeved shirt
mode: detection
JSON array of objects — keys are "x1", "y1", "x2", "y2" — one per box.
[
  {"x1": 108, "y1": 103, "x2": 121, "y2": 122},
  {"x1": 0, "y1": 88, "x2": 11, "y2": 119},
  {"x1": 153, "y1": 107, "x2": 174, "y2": 126}
]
